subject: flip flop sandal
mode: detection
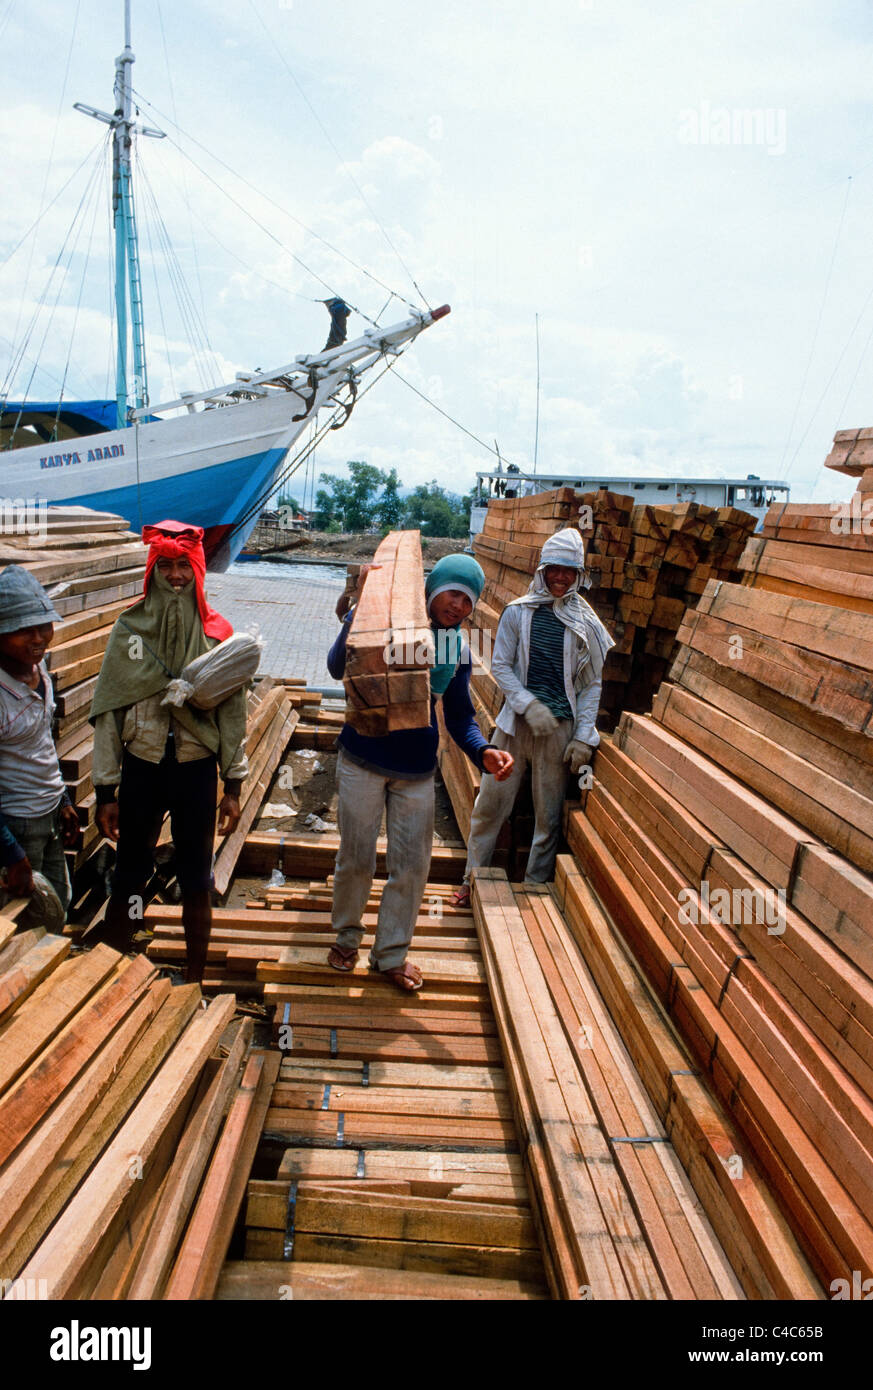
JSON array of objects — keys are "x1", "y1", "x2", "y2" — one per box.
[
  {"x1": 328, "y1": 945, "x2": 359, "y2": 972},
  {"x1": 450, "y1": 884, "x2": 471, "y2": 908},
  {"x1": 371, "y1": 962, "x2": 424, "y2": 993}
]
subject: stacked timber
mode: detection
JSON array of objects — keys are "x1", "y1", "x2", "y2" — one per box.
[
  {"x1": 211, "y1": 679, "x2": 298, "y2": 897},
  {"x1": 735, "y1": 428, "x2": 873, "y2": 611},
  {"x1": 225, "y1": 876, "x2": 548, "y2": 1297},
  {"x1": 343, "y1": 529, "x2": 433, "y2": 736},
  {"x1": 0, "y1": 923, "x2": 277, "y2": 1299},
  {"x1": 560, "y1": 447, "x2": 873, "y2": 1292},
  {"x1": 470, "y1": 488, "x2": 757, "y2": 732},
  {"x1": 145, "y1": 873, "x2": 472, "y2": 994},
  {"x1": 471, "y1": 869, "x2": 818, "y2": 1298},
  {"x1": 234, "y1": 829, "x2": 466, "y2": 884},
  {"x1": 1, "y1": 507, "x2": 147, "y2": 882},
  {"x1": 0, "y1": 507, "x2": 301, "y2": 926}
]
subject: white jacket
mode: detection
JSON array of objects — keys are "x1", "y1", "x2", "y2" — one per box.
[{"x1": 490, "y1": 602, "x2": 604, "y2": 748}]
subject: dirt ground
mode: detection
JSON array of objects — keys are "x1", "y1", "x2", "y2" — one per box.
[{"x1": 261, "y1": 531, "x2": 469, "y2": 563}]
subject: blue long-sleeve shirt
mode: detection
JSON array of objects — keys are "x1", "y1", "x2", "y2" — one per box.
[{"x1": 328, "y1": 612, "x2": 492, "y2": 780}]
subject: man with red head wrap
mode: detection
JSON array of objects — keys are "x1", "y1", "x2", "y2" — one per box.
[{"x1": 90, "y1": 521, "x2": 249, "y2": 982}]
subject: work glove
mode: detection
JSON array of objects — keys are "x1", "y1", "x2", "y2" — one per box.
[
  {"x1": 563, "y1": 739, "x2": 593, "y2": 774},
  {"x1": 523, "y1": 699, "x2": 560, "y2": 737}
]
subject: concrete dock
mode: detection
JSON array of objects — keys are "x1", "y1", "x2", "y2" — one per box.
[{"x1": 204, "y1": 560, "x2": 346, "y2": 690}]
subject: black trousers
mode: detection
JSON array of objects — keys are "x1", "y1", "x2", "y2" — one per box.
[{"x1": 111, "y1": 748, "x2": 217, "y2": 902}]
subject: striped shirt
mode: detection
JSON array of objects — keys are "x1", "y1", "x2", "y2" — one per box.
[{"x1": 525, "y1": 606, "x2": 573, "y2": 720}]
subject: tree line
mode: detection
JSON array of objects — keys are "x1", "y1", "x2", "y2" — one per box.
[{"x1": 281, "y1": 461, "x2": 473, "y2": 538}]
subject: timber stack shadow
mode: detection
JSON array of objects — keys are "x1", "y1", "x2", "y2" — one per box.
[{"x1": 0, "y1": 430, "x2": 872, "y2": 1305}]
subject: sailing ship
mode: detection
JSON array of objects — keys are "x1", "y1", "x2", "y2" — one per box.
[{"x1": 0, "y1": 3, "x2": 449, "y2": 570}]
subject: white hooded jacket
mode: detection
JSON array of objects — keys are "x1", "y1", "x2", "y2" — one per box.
[{"x1": 489, "y1": 528, "x2": 614, "y2": 747}]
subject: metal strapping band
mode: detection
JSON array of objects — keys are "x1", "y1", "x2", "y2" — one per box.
[
  {"x1": 667, "y1": 961, "x2": 682, "y2": 1007},
  {"x1": 670, "y1": 1069, "x2": 697, "y2": 1075},
  {"x1": 282, "y1": 1003, "x2": 291, "y2": 1026},
  {"x1": 282, "y1": 1180, "x2": 298, "y2": 1261},
  {"x1": 321, "y1": 1083, "x2": 331, "y2": 1111},
  {"x1": 361, "y1": 1062, "x2": 370, "y2": 1088},
  {"x1": 330, "y1": 1027, "x2": 338, "y2": 1057},
  {"x1": 336, "y1": 1112, "x2": 345, "y2": 1146},
  {"x1": 716, "y1": 952, "x2": 750, "y2": 1011},
  {"x1": 610, "y1": 1136, "x2": 669, "y2": 1145},
  {"x1": 786, "y1": 841, "x2": 810, "y2": 908},
  {"x1": 356, "y1": 1149, "x2": 366, "y2": 1178}
]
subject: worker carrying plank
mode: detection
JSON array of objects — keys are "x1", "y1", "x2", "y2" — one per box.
[
  {"x1": 326, "y1": 551, "x2": 513, "y2": 991},
  {"x1": 90, "y1": 521, "x2": 250, "y2": 983},
  {"x1": 456, "y1": 528, "x2": 614, "y2": 903},
  {"x1": 0, "y1": 565, "x2": 79, "y2": 917}
]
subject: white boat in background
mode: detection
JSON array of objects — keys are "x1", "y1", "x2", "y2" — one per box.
[
  {"x1": 469, "y1": 468, "x2": 790, "y2": 540},
  {"x1": 0, "y1": 2, "x2": 449, "y2": 570}
]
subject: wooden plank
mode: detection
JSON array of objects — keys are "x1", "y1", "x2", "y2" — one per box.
[
  {"x1": 125, "y1": 1017, "x2": 255, "y2": 1299},
  {"x1": 563, "y1": 809, "x2": 871, "y2": 1285},
  {"x1": 0, "y1": 934, "x2": 70, "y2": 1024},
  {"x1": 0, "y1": 984, "x2": 201, "y2": 1278},
  {"x1": 163, "y1": 1047, "x2": 281, "y2": 1300},
  {"x1": 0, "y1": 981, "x2": 169, "y2": 1273},
  {"x1": 216, "y1": 1258, "x2": 545, "y2": 1300},
  {"x1": 473, "y1": 869, "x2": 665, "y2": 1300},
  {"x1": 554, "y1": 855, "x2": 823, "y2": 1299},
  {"x1": 0, "y1": 953, "x2": 156, "y2": 1167},
  {"x1": 15, "y1": 993, "x2": 236, "y2": 1298},
  {"x1": 213, "y1": 702, "x2": 299, "y2": 895}
]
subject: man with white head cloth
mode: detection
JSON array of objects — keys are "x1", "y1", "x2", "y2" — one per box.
[{"x1": 457, "y1": 528, "x2": 614, "y2": 901}]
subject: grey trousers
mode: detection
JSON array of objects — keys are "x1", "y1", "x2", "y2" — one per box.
[
  {"x1": 4, "y1": 800, "x2": 72, "y2": 912},
  {"x1": 332, "y1": 747, "x2": 435, "y2": 971},
  {"x1": 464, "y1": 718, "x2": 574, "y2": 884}
]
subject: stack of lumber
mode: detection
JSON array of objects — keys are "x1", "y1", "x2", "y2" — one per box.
[
  {"x1": 225, "y1": 880, "x2": 547, "y2": 1297},
  {"x1": 0, "y1": 920, "x2": 278, "y2": 1299},
  {"x1": 0, "y1": 507, "x2": 302, "y2": 927},
  {"x1": 734, "y1": 427, "x2": 873, "y2": 611},
  {"x1": 342, "y1": 529, "x2": 433, "y2": 736},
  {"x1": 290, "y1": 703, "x2": 345, "y2": 751},
  {"x1": 235, "y1": 829, "x2": 466, "y2": 883},
  {"x1": 470, "y1": 488, "x2": 757, "y2": 731},
  {"x1": 559, "y1": 449, "x2": 873, "y2": 1290},
  {"x1": 143, "y1": 884, "x2": 472, "y2": 995},
  {"x1": 1, "y1": 506, "x2": 147, "y2": 878},
  {"x1": 470, "y1": 869, "x2": 814, "y2": 1299},
  {"x1": 211, "y1": 679, "x2": 299, "y2": 897},
  {"x1": 145, "y1": 875, "x2": 472, "y2": 994}
]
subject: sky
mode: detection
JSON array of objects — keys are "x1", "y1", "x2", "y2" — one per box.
[{"x1": 2, "y1": 0, "x2": 873, "y2": 506}]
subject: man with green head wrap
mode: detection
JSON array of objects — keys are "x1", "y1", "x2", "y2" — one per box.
[{"x1": 326, "y1": 551, "x2": 513, "y2": 992}]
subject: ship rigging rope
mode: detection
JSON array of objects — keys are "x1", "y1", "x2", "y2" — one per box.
[
  {"x1": 155, "y1": 0, "x2": 211, "y2": 344},
  {"x1": 246, "y1": 0, "x2": 432, "y2": 314},
  {"x1": 777, "y1": 176, "x2": 852, "y2": 481},
  {"x1": 6, "y1": 0, "x2": 82, "y2": 383},
  {"x1": 390, "y1": 368, "x2": 530, "y2": 471},
  {"x1": 50, "y1": 148, "x2": 105, "y2": 440},
  {"x1": 225, "y1": 356, "x2": 401, "y2": 542},
  {"x1": 138, "y1": 162, "x2": 222, "y2": 392},
  {"x1": 130, "y1": 87, "x2": 422, "y2": 325},
  {"x1": 2, "y1": 137, "x2": 108, "y2": 421}
]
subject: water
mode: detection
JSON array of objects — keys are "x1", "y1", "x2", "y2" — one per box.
[{"x1": 228, "y1": 559, "x2": 347, "y2": 588}]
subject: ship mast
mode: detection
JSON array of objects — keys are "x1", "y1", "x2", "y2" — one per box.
[{"x1": 75, "y1": 0, "x2": 164, "y2": 428}]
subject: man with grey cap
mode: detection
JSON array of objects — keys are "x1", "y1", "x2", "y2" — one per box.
[
  {"x1": 457, "y1": 527, "x2": 614, "y2": 900},
  {"x1": 0, "y1": 566, "x2": 79, "y2": 911}
]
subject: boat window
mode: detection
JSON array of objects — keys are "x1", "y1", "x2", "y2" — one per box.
[{"x1": 657, "y1": 484, "x2": 669, "y2": 490}]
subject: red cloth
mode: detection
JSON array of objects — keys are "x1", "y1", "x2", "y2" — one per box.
[{"x1": 140, "y1": 521, "x2": 233, "y2": 640}]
